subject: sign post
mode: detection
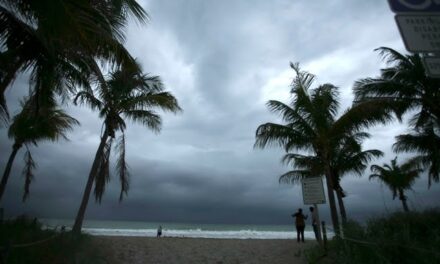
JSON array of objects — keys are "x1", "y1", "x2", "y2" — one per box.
[{"x1": 301, "y1": 177, "x2": 326, "y2": 243}]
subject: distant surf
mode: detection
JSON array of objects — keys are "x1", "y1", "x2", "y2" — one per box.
[{"x1": 42, "y1": 219, "x2": 328, "y2": 239}]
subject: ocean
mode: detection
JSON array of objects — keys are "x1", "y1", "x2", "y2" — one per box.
[{"x1": 41, "y1": 219, "x2": 328, "y2": 239}]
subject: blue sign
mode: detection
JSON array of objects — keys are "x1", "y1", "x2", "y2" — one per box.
[{"x1": 388, "y1": 0, "x2": 440, "y2": 12}]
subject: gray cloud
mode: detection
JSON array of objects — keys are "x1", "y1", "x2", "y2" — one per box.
[{"x1": 1, "y1": 0, "x2": 439, "y2": 226}]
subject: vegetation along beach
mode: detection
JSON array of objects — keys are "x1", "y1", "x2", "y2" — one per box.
[{"x1": 1, "y1": 0, "x2": 439, "y2": 263}]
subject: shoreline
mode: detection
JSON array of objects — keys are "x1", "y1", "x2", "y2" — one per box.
[{"x1": 91, "y1": 235, "x2": 314, "y2": 264}]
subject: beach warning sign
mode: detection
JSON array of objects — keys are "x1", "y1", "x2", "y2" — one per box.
[{"x1": 301, "y1": 177, "x2": 326, "y2": 205}]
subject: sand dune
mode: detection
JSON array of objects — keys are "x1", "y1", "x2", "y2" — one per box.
[{"x1": 92, "y1": 236, "x2": 313, "y2": 264}]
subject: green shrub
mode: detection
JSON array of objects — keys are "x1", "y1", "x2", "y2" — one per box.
[
  {"x1": 0, "y1": 216, "x2": 105, "y2": 264},
  {"x1": 306, "y1": 209, "x2": 440, "y2": 264}
]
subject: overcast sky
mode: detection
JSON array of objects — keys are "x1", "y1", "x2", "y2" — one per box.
[{"x1": 1, "y1": 0, "x2": 440, "y2": 225}]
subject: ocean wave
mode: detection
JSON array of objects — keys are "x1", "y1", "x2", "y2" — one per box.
[{"x1": 82, "y1": 227, "x2": 320, "y2": 239}]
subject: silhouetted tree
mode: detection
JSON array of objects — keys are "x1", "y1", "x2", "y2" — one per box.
[
  {"x1": 72, "y1": 63, "x2": 181, "y2": 234},
  {"x1": 255, "y1": 63, "x2": 391, "y2": 233},
  {"x1": 0, "y1": 96, "x2": 78, "y2": 202},
  {"x1": 354, "y1": 47, "x2": 440, "y2": 187},
  {"x1": 369, "y1": 157, "x2": 422, "y2": 212},
  {"x1": 0, "y1": 0, "x2": 148, "y2": 119}
]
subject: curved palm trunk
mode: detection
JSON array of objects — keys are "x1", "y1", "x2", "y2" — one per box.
[
  {"x1": 336, "y1": 189, "x2": 347, "y2": 224},
  {"x1": 399, "y1": 189, "x2": 410, "y2": 212},
  {"x1": 324, "y1": 165, "x2": 340, "y2": 235},
  {"x1": 72, "y1": 130, "x2": 109, "y2": 234},
  {"x1": 0, "y1": 142, "x2": 22, "y2": 202}
]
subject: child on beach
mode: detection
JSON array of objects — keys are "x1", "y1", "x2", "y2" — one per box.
[
  {"x1": 292, "y1": 209, "x2": 307, "y2": 243},
  {"x1": 157, "y1": 225, "x2": 162, "y2": 238}
]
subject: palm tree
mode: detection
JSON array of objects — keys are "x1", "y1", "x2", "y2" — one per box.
[
  {"x1": 354, "y1": 47, "x2": 440, "y2": 186},
  {"x1": 0, "y1": 96, "x2": 79, "y2": 202},
  {"x1": 393, "y1": 124, "x2": 440, "y2": 187},
  {"x1": 369, "y1": 157, "x2": 422, "y2": 212},
  {"x1": 280, "y1": 133, "x2": 383, "y2": 223},
  {"x1": 0, "y1": 0, "x2": 148, "y2": 118},
  {"x1": 255, "y1": 63, "x2": 392, "y2": 233},
  {"x1": 72, "y1": 63, "x2": 181, "y2": 234}
]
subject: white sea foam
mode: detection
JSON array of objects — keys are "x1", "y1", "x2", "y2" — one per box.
[
  {"x1": 42, "y1": 219, "x2": 334, "y2": 239},
  {"x1": 82, "y1": 228, "x2": 319, "y2": 239}
]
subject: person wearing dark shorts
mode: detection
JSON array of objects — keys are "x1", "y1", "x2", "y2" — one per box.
[
  {"x1": 309, "y1": 206, "x2": 320, "y2": 241},
  {"x1": 292, "y1": 208, "x2": 308, "y2": 243},
  {"x1": 157, "y1": 225, "x2": 162, "y2": 238}
]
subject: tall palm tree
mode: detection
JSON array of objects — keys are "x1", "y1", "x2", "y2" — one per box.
[
  {"x1": 0, "y1": 96, "x2": 79, "y2": 202},
  {"x1": 369, "y1": 157, "x2": 422, "y2": 212},
  {"x1": 280, "y1": 133, "x2": 383, "y2": 223},
  {"x1": 255, "y1": 63, "x2": 392, "y2": 233},
  {"x1": 0, "y1": 0, "x2": 148, "y2": 118},
  {"x1": 72, "y1": 63, "x2": 181, "y2": 234},
  {"x1": 354, "y1": 47, "x2": 440, "y2": 186}
]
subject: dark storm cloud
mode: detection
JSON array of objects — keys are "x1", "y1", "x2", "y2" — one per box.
[{"x1": 1, "y1": 0, "x2": 439, "y2": 226}]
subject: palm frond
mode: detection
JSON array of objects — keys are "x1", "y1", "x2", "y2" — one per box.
[
  {"x1": 115, "y1": 132, "x2": 129, "y2": 201},
  {"x1": 22, "y1": 147, "x2": 36, "y2": 202},
  {"x1": 289, "y1": 62, "x2": 316, "y2": 94},
  {"x1": 120, "y1": 92, "x2": 182, "y2": 114},
  {"x1": 334, "y1": 101, "x2": 394, "y2": 136},
  {"x1": 266, "y1": 100, "x2": 316, "y2": 136},
  {"x1": 94, "y1": 137, "x2": 113, "y2": 203},
  {"x1": 311, "y1": 83, "x2": 340, "y2": 120},
  {"x1": 8, "y1": 96, "x2": 79, "y2": 145},
  {"x1": 123, "y1": 109, "x2": 161, "y2": 132},
  {"x1": 279, "y1": 170, "x2": 311, "y2": 184},
  {"x1": 254, "y1": 123, "x2": 311, "y2": 151},
  {"x1": 118, "y1": 0, "x2": 150, "y2": 24},
  {"x1": 74, "y1": 90, "x2": 103, "y2": 111},
  {"x1": 374, "y1": 47, "x2": 411, "y2": 66},
  {"x1": 394, "y1": 125, "x2": 440, "y2": 187},
  {"x1": 0, "y1": 101, "x2": 8, "y2": 125}
]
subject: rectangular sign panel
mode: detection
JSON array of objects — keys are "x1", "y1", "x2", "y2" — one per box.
[
  {"x1": 423, "y1": 57, "x2": 440, "y2": 77},
  {"x1": 301, "y1": 177, "x2": 326, "y2": 205},
  {"x1": 395, "y1": 15, "x2": 440, "y2": 51},
  {"x1": 388, "y1": 0, "x2": 440, "y2": 13}
]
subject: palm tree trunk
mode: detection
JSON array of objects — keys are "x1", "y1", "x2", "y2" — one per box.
[
  {"x1": 0, "y1": 143, "x2": 22, "y2": 202},
  {"x1": 399, "y1": 189, "x2": 409, "y2": 212},
  {"x1": 336, "y1": 189, "x2": 347, "y2": 224},
  {"x1": 332, "y1": 171, "x2": 347, "y2": 224},
  {"x1": 324, "y1": 167, "x2": 340, "y2": 235},
  {"x1": 72, "y1": 130, "x2": 109, "y2": 234}
]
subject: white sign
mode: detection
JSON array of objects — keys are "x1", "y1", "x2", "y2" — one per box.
[
  {"x1": 395, "y1": 15, "x2": 440, "y2": 52},
  {"x1": 423, "y1": 57, "x2": 440, "y2": 77},
  {"x1": 301, "y1": 177, "x2": 326, "y2": 205}
]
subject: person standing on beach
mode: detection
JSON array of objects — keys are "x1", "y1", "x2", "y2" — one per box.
[
  {"x1": 292, "y1": 209, "x2": 307, "y2": 243},
  {"x1": 157, "y1": 225, "x2": 162, "y2": 238},
  {"x1": 309, "y1": 207, "x2": 320, "y2": 242}
]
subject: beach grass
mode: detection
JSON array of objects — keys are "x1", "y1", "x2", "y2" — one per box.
[
  {"x1": 0, "y1": 216, "x2": 105, "y2": 264},
  {"x1": 306, "y1": 208, "x2": 440, "y2": 264}
]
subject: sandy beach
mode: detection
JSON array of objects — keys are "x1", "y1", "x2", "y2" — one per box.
[{"x1": 92, "y1": 236, "x2": 313, "y2": 264}]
